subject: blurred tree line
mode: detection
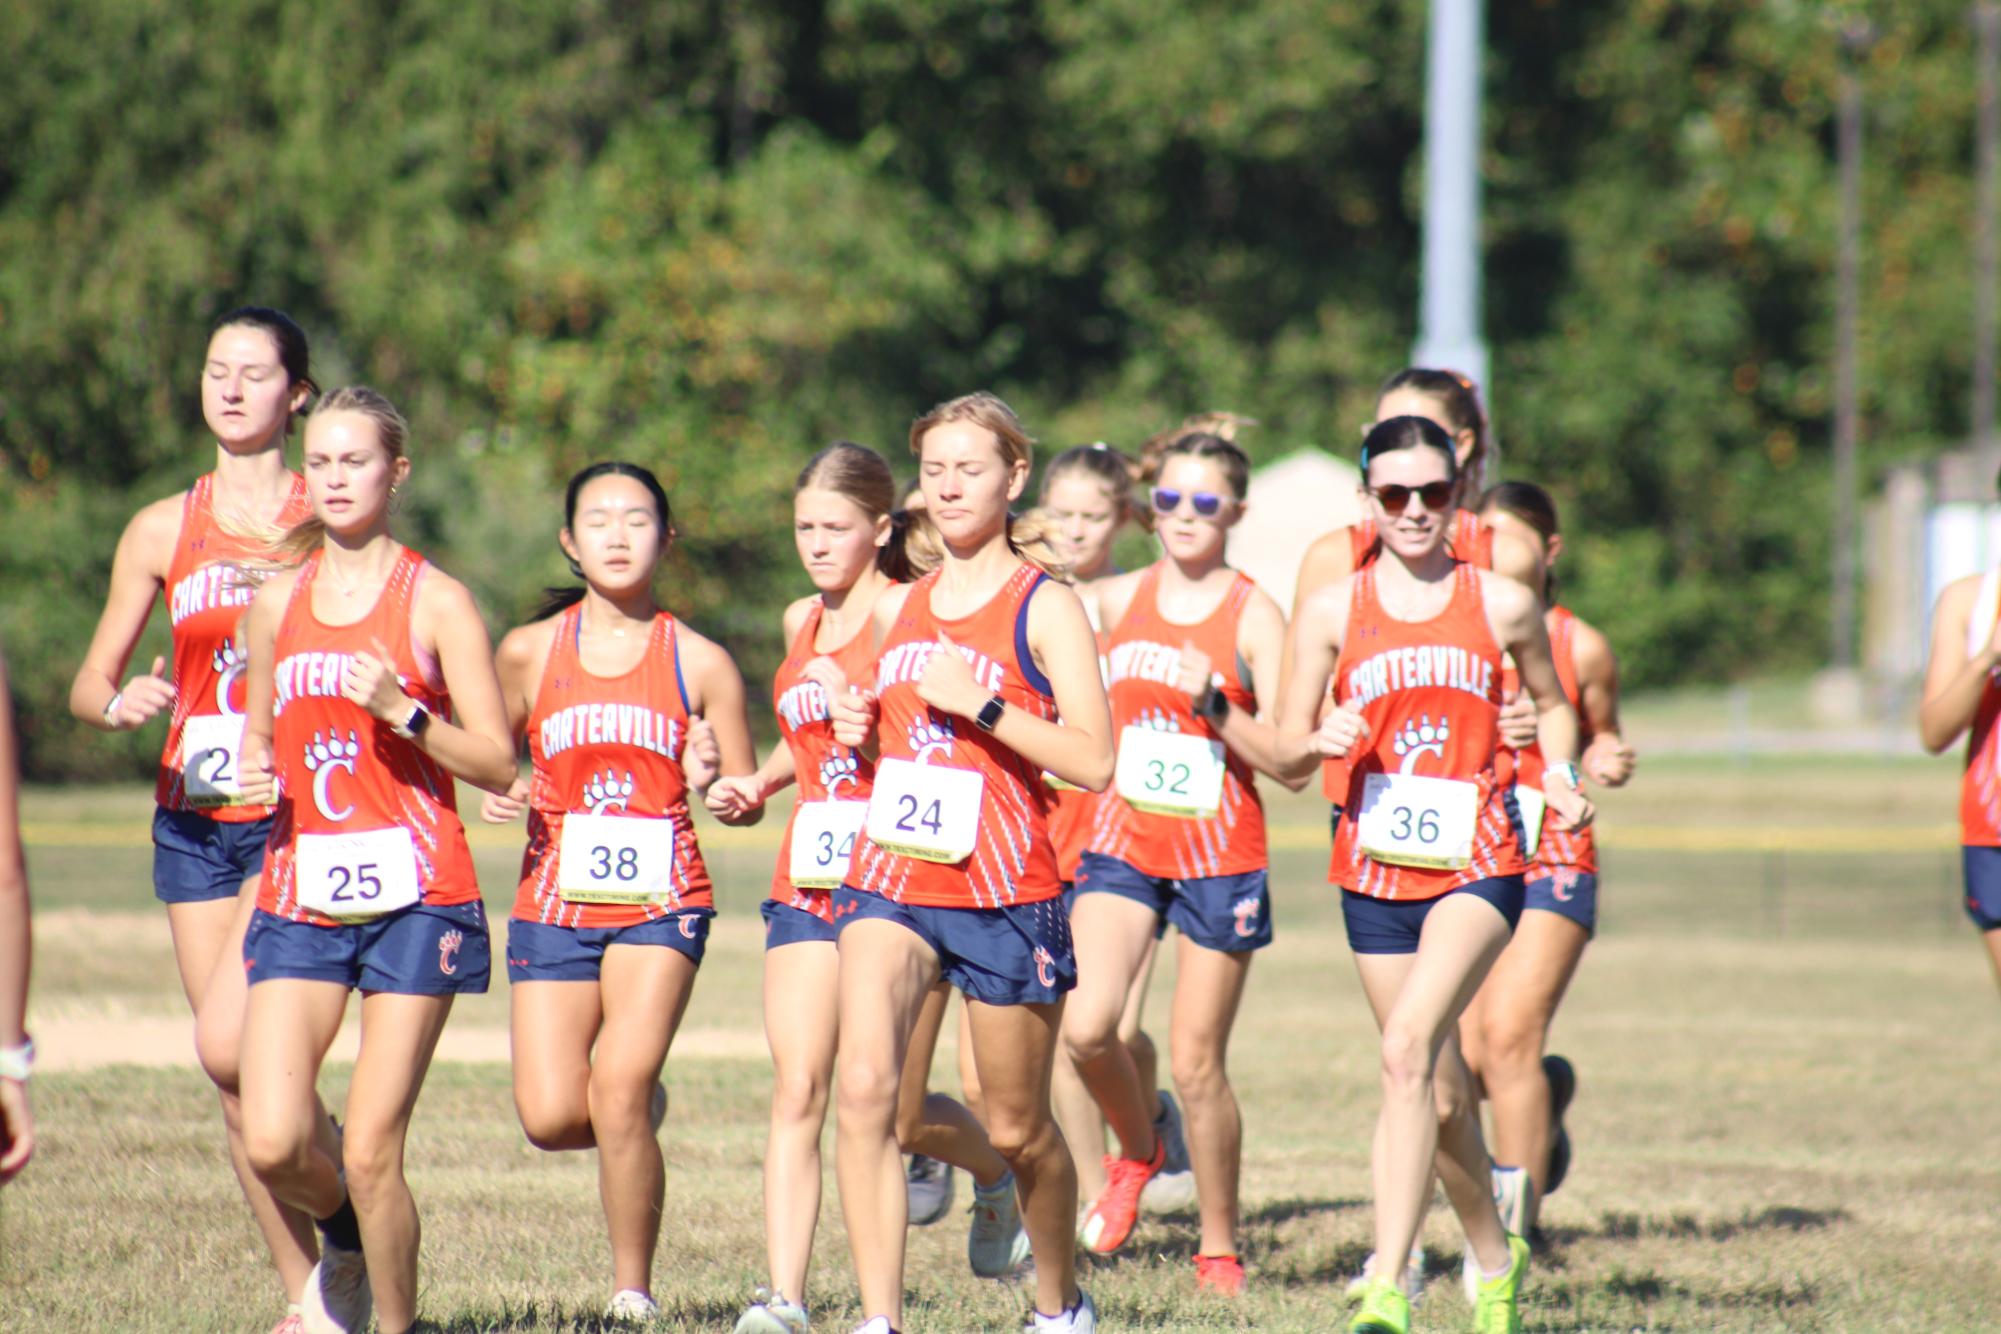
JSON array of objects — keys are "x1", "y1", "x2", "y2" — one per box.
[{"x1": 0, "y1": 0, "x2": 1981, "y2": 779}]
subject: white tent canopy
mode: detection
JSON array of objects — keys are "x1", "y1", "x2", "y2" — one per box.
[{"x1": 1228, "y1": 449, "x2": 1363, "y2": 610}]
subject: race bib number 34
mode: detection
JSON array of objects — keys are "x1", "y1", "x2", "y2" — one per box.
[
  {"x1": 296, "y1": 827, "x2": 421, "y2": 920},
  {"x1": 559, "y1": 813, "x2": 678, "y2": 904},
  {"x1": 789, "y1": 800, "x2": 868, "y2": 889},
  {"x1": 181, "y1": 714, "x2": 245, "y2": 808},
  {"x1": 865, "y1": 758, "x2": 984, "y2": 864},
  {"x1": 1357, "y1": 772, "x2": 1479, "y2": 870},
  {"x1": 1115, "y1": 727, "x2": 1226, "y2": 818}
]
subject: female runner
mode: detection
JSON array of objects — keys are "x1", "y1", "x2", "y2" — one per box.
[
  {"x1": 1918, "y1": 488, "x2": 2001, "y2": 992},
  {"x1": 1458, "y1": 482, "x2": 1635, "y2": 1240},
  {"x1": 1274, "y1": 416, "x2": 1592, "y2": 1334},
  {"x1": 68, "y1": 307, "x2": 332, "y2": 1333},
  {"x1": 1063, "y1": 432, "x2": 1303, "y2": 1295},
  {"x1": 828, "y1": 392, "x2": 1114, "y2": 1334},
  {"x1": 481, "y1": 461, "x2": 758, "y2": 1322},
  {"x1": 235, "y1": 387, "x2": 516, "y2": 1334}
]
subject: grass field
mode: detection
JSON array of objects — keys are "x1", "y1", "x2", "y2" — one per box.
[{"x1": 4, "y1": 755, "x2": 2000, "y2": 1331}]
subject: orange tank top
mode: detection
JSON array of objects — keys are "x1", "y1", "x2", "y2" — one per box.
[
  {"x1": 258, "y1": 548, "x2": 479, "y2": 923},
  {"x1": 1499, "y1": 605, "x2": 1598, "y2": 874},
  {"x1": 1329, "y1": 562, "x2": 1522, "y2": 899},
  {"x1": 512, "y1": 606, "x2": 711, "y2": 927},
  {"x1": 1963, "y1": 592, "x2": 2001, "y2": 846},
  {"x1": 768, "y1": 596, "x2": 888, "y2": 918},
  {"x1": 849, "y1": 563, "x2": 1062, "y2": 909},
  {"x1": 1326, "y1": 508, "x2": 1495, "y2": 801},
  {"x1": 158, "y1": 472, "x2": 312, "y2": 820},
  {"x1": 1087, "y1": 565, "x2": 1266, "y2": 879}
]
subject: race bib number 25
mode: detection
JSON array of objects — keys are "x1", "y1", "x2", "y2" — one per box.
[{"x1": 295, "y1": 827, "x2": 421, "y2": 920}]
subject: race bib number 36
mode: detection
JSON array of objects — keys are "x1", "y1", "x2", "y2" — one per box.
[
  {"x1": 1357, "y1": 772, "x2": 1479, "y2": 870},
  {"x1": 181, "y1": 714, "x2": 246, "y2": 808},
  {"x1": 1114, "y1": 727, "x2": 1226, "y2": 818},
  {"x1": 296, "y1": 827, "x2": 421, "y2": 920},
  {"x1": 559, "y1": 813, "x2": 678, "y2": 904},
  {"x1": 789, "y1": 800, "x2": 868, "y2": 889},
  {"x1": 865, "y1": 758, "x2": 984, "y2": 864}
]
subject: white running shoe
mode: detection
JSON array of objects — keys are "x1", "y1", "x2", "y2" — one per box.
[
  {"x1": 300, "y1": 1244, "x2": 371, "y2": 1334},
  {"x1": 606, "y1": 1288, "x2": 661, "y2": 1324},
  {"x1": 850, "y1": 1319, "x2": 897, "y2": 1334},
  {"x1": 1139, "y1": 1090, "x2": 1197, "y2": 1214},
  {"x1": 1344, "y1": 1245, "x2": 1425, "y2": 1302},
  {"x1": 968, "y1": 1171, "x2": 1032, "y2": 1278},
  {"x1": 905, "y1": 1152, "x2": 955, "y2": 1226},
  {"x1": 734, "y1": 1289, "x2": 810, "y2": 1333},
  {"x1": 1027, "y1": 1289, "x2": 1097, "y2": 1332}
]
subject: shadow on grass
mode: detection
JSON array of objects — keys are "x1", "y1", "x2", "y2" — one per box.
[{"x1": 1541, "y1": 1203, "x2": 1849, "y2": 1251}]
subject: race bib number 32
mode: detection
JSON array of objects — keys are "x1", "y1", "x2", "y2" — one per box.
[
  {"x1": 295, "y1": 827, "x2": 421, "y2": 920},
  {"x1": 865, "y1": 758, "x2": 984, "y2": 864},
  {"x1": 181, "y1": 714, "x2": 246, "y2": 808},
  {"x1": 1357, "y1": 772, "x2": 1479, "y2": 870},
  {"x1": 559, "y1": 813, "x2": 678, "y2": 904},
  {"x1": 1114, "y1": 727, "x2": 1226, "y2": 818},
  {"x1": 789, "y1": 799, "x2": 868, "y2": 889}
]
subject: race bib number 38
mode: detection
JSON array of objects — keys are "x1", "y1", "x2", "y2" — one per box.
[
  {"x1": 1114, "y1": 727, "x2": 1226, "y2": 818},
  {"x1": 181, "y1": 714, "x2": 246, "y2": 808},
  {"x1": 789, "y1": 799, "x2": 868, "y2": 889},
  {"x1": 296, "y1": 827, "x2": 421, "y2": 920},
  {"x1": 559, "y1": 813, "x2": 678, "y2": 904},
  {"x1": 865, "y1": 758, "x2": 984, "y2": 864},
  {"x1": 1357, "y1": 772, "x2": 1479, "y2": 870}
]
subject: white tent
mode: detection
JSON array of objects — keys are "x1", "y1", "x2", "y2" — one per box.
[{"x1": 1229, "y1": 449, "x2": 1363, "y2": 610}]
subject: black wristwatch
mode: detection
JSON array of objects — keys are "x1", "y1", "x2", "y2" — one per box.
[
  {"x1": 392, "y1": 701, "x2": 432, "y2": 740},
  {"x1": 974, "y1": 693, "x2": 1006, "y2": 733},
  {"x1": 1197, "y1": 683, "x2": 1230, "y2": 724}
]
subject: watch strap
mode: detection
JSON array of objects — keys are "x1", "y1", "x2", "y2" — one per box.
[
  {"x1": 0, "y1": 1037, "x2": 34, "y2": 1082},
  {"x1": 974, "y1": 693, "x2": 1006, "y2": 733}
]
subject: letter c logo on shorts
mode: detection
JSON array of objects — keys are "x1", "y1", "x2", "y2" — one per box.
[
  {"x1": 1034, "y1": 945, "x2": 1057, "y2": 990},
  {"x1": 1232, "y1": 894, "x2": 1262, "y2": 938},
  {"x1": 679, "y1": 914, "x2": 697, "y2": 940},
  {"x1": 438, "y1": 929, "x2": 463, "y2": 976},
  {"x1": 1549, "y1": 868, "x2": 1580, "y2": 903}
]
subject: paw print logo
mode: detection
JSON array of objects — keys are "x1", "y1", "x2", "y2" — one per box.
[
  {"x1": 304, "y1": 729, "x2": 362, "y2": 821},
  {"x1": 908, "y1": 717, "x2": 956, "y2": 763},
  {"x1": 583, "y1": 770, "x2": 635, "y2": 814},
  {"x1": 1136, "y1": 706, "x2": 1183, "y2": 734},
  {"x1": 820, "y1": 753, "x2": 861, "y2": 794},
  {"x1": 212, "y1": 640, "x2": 248, "y2": 718},
  {"x1": 1392, "y1": 714, "x2": 1450, "y2": 775}
]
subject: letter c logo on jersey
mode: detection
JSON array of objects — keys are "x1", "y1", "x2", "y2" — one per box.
[
  {"x1": 304, "y1": 730, "x2": 362, "y2": 821},
  {"x1": 1391, "y1": 714, "x2": 1451, "y2": 775},
  {"x1": 1033, "y1": 945, "x2": 1057, "y2": 990},
  {"x1": 212, "y1": 640, "x2": 248, "y2": 717}
]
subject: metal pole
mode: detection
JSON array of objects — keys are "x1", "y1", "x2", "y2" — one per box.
[
  {"x1": 1831, "y1": 24, "x2": 1870, "y2": 670},
  {"x1": 1413, "y1": 0, "x2": 1491, "y2": 415},
  {"x1": 1976, "y1": 4, "x2": 2000, "y2": 450}
]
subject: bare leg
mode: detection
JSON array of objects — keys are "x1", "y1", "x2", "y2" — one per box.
[
  {"x1": 239, "y1": 978, "x2": 351, "y2": 1222},
  {"x1": 760, "y1": 939, "x2": 840, "y2": 1304},
  {"x1": 1983, "y1": 927, "x2": 2001, "y2": 995},
  {"x1": 1060, "y1": 893, "x2": 1160, "y2": 1162},
  {"x1": 896, "y1": 983, "x2": 1007, "y2": 1185},
  {"x1": 510, "y1": 980, "x2": 601, "y2": 1151},
  {"x1": 1167, "y1": 936, "x2": 1252, "y2": 1258}
]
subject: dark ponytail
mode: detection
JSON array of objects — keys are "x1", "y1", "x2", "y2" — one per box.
[
  {"x1": 531, "y1": 461, "x2": 674, "y2": 620},
  {"x1": 1478, "y1": 480, "x2": 1562, "y2": 604},
  {"x1": 211, "y1": 306, "x2": 319, "y2": 403}
]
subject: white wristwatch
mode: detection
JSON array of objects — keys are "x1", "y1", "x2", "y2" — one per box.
[
  {"x1": 1546, "y1": 761, "x2": 1582, "y2": 791},
  {"x1": 0, "y1": 1036, "x2": 34, "y2": 1082}
]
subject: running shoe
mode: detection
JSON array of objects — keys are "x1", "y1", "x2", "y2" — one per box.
[
  {"x1": 1078, "y1": 1137, "x2": 1165, "y2": 1254},
  {"x1": 1347, "y1": 1277, "x2": 1410, "y2": 1333},
  {"x1": 1026, "y1": 1289, "x2": 1097, "y2": 1331},
  {"x1": 1194, "y1": 1253, "x2": 1246, "y2": 1296},
  {"x1": 734, "y1": 1289, "x2": 810, "y2": 1333},
  {"x1": 1470, "y1": 1233, "x2": 1530, "y2": 1334},
  {"x1": 850, "y1": 1318, "x2": 898, "y2": 1334},
  {"x1": 906, "y1": 1153, "x2": 955, "y2": 1227},
  {"x1": 300, "y1": 1244, "x2": 370, "y2": 1334},
  {"x1": 1465, "y1": 1168, "x2": 1532, "y2": 1302},
  {"x1": 1543, "y1": 1054, "x2": 1576, "y2": 1195},
  {"x1": 606, "y1": 1288, "x2": 661, "y2": 1324},
  {"x1": 968, "y1": 1171, "x2": 1031, "y2": 1277},
  {"x1": 1344, "y1": 1246, "x2": 1425, "y2": 1302},
  {"x1": 1139, "y1": 1090, "x2": 1197, "y2": 1214}
]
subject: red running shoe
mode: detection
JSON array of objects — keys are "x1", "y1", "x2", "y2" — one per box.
[
  {"x1": 1079, "y1": 1135, "x2": 1166, "y2": 1254},
  {"x1": 1195, "y1": 1253, "x2": 1246, "y2": 1296}
]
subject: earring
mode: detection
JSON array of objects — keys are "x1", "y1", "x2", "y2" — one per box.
[{"x1": 388, "y1": 486, "x2": 402, "y2": 516}]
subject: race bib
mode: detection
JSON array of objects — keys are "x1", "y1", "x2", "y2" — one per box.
[
  {"x1": 558, "y1": 813, "x2": 679, "y2": 904},
  {"x1": 865, "y1": 757, "x2": 984, "y2": 864},
  {"x1": 1044, "y1": 771, "x2": 1081, "y2": 792},
  {"x1": 181, "y1": 714, "x2": 245, "y2": 808},
  {"x1": 1357, "y1": 772, "x2": 1479, "y2": 870},
  {"x1": 1114, "y1": 726, "x2": 1226, "y2": 818},
  {"x1": 1513, "y1": 785, "x2": 1548, "y2": 859},
  {"x1": 789, "y1": 799, "x2": 868, "y2": 889},
  {"x1": 295, "y1": 827, "x2": 421, "y2": 920}
]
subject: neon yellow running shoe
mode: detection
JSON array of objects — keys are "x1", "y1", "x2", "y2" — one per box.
[
  {"x1": 1470, "y1": 1232, "x2": 1531, "y2": 1334},
  {"x1": 1348, "y1": 1276, "x2": 1410, "y2": 1333}
]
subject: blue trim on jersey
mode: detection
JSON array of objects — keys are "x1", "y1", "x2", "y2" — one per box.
[
  {"x1": 672, "y1": 620, "x2": 691, "y2": 715},
  {"x1": 1014, "y1": 570, "x2": 1054, "y2": 699}
]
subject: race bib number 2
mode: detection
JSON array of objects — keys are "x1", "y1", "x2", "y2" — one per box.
[
  {"x1": 789, "y1": 799, "x2": 868, "y2": 889},
  {"x1": 1357, "y1": 772, "x2": 1479, "y2": 870},
  {"x1": 865, "y1": 758, "x2": 983, "y2": 864},
  {"x1": 295, "y1": 827, "x2": 421, "y2": 920},
  {"x1": 1115, "y1": 726, "x2": 1226, "y2": 818},
  {"x1": 559, "y1": 813, "x2": 678, "y2": 904},
  {"x1": 181, "y1": 714, "x2": 245, "y2": 807}
]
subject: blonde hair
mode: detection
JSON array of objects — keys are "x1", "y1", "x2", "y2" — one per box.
[
  {"x1": 274, "y1": 386, "x2": 410, "y2": 564},
  {"x1": 1041, "y1": 442, "x2": 1147, "y2": 534},
  {"x1": 797, "y1": 441, "x2": 941, "y2": 580},
  {"x1": 908, "y1": 391, "x2": 1064, "y2": 576}
]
